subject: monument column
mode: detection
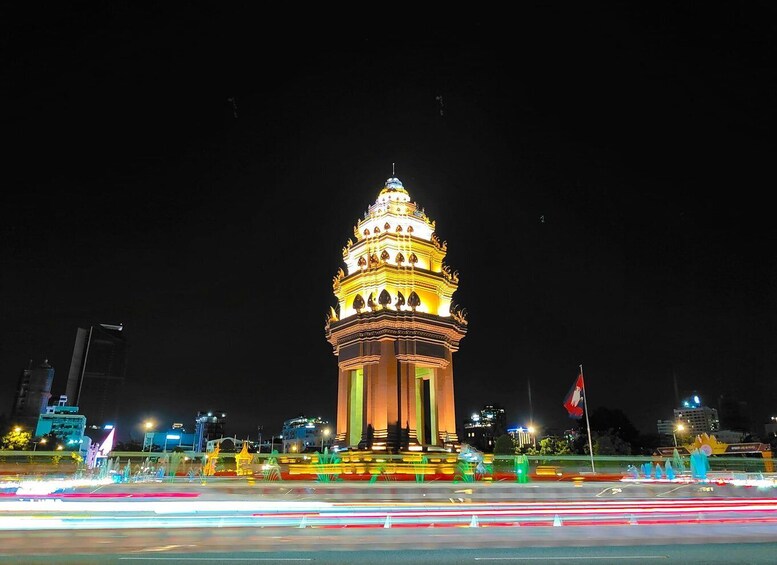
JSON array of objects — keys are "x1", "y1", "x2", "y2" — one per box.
[{"x1": 325, "y1": 177, "x2": 468, "y2": 452}]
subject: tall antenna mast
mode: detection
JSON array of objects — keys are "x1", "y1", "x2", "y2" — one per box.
[{"x1": 673, "y1": 369, "x2": 680, "y2": 407}]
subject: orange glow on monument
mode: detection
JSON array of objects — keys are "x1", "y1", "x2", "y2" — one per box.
[{"x1": 325, "y1": 177, "x2": 467, "y2": 452}]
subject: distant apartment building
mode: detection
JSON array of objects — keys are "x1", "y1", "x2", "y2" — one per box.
[
  {"x1": 11, "y1": 359, "x2": 55, "y2": 431},
  {"x1": 656, "y1": 419, "x2": 677, "y2": 437},
  {"x1": 281, "y1": 416, "x2": 330, "y2": 453},
  {"x1": 507, "y1": 425, "x2": 536, "y2": 449},
  {"x1": 675, "y1": 408, "x2": 719, "y2": 436},
  {"x1": 64, "y1": 323, "x2": 127, "y2": 429},
  {"x1": 657, "y1": 394, "x2": 720, "y2": 440},
  {"x1": 35, "y1": 395, "x2": 86, "y2": 450},
  {"x1": 462, "y1": 404, "x2": 507, "y2": 452},
  {"x1": 194, "y1": 411, "x2": 227, "y2": 452}
]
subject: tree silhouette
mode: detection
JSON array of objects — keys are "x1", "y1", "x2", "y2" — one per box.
[
  {"x1": 493, "y1": 434, "x2": 516, "y2": 455},
  {"x1": 588, "y1": 407, "x2": 639, "y2": 444},
  {"x1": 2, "y1": 428, "x2": 31, "y2": 450}
]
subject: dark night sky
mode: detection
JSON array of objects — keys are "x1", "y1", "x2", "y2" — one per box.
[{"x1": 2, "y1": 4, "x2": 776, "y2": 442}]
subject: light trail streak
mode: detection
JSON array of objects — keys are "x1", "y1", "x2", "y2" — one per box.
[
  {"x1": 1, "y1": 496, "x2": 777, "y2": 531},
  {"x1": 2, "y1": 496, "x2": 777, "y2": 517},
  {"x1": 119, "y1": 559, "x2": 312, "y2": 562},
  {"x1": 473, "y1": 557, "x2": 669, "y2": 561}
]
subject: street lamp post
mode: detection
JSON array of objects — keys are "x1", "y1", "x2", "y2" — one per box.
[
  {"x1": 673, "y1": 423, "x2": 685, "y2": 447},
  {"x1": 321, "y1": 428, "x2": 330, "y2": 452},
  {"x1": 144, "y1": 421, "x2": 154, "y2": 452}
]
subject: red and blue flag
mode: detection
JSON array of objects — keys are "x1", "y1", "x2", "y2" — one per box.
[{"x1": 563, "y1": 372, "x2": 585, "y2": 419}]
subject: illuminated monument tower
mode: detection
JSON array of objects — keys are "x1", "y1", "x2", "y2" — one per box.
[{"x1": 325, "y1": 177, "x2": 467, "y2": 452}]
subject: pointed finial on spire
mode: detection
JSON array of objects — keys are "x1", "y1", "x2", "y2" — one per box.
[{"x1": 392, "y1": 162, "x2": 395, "y2": 176}]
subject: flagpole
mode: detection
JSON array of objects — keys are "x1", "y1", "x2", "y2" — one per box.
[{"x1": 580, "y1": 364, "x2": 596, "y2": 473}]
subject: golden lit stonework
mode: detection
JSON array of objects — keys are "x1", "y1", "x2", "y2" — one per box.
[{"x1": 325, "y1": 177, "x2": 467, "y2": 453}]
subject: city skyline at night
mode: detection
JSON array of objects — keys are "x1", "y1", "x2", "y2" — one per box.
[{"x1": 3, "y1": 5, "x2": 775, "y2": 441}]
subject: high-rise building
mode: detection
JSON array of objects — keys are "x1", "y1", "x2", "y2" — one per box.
[
  {"x1": 674, "y1": 394, "x2": 720, "y2": 436},
  {"x1": 325, "y1": 177, "x2": 467, "y2": 452},
  {"x1": 194, "y1": 411, "x2": 226, "y2": 452},
  {"x1": 11, "y1": 359, "x2": 55, "y2": 431},
  {"x1": 64, "y1": 323, "x2": 127, "y2": 429},
  {"x1": 281, "y1": 415, "x2": 331, "y2": 453},
  {"x1": 462, "y1": 404, "x2": 507, "y2": 452},
  {"x1": 35, "y1": 395, "x2": 86, "y2": 450},
  {"x1": 657, "y1": 393, "x2": 720, "y2": 441}
]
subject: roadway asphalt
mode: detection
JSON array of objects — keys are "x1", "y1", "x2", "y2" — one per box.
[
  {"x1": 1, "y1": 479, "x2": 776, "y2": 563},
  {"x1": 2, "y1": 505, "x2": 777, "y2": 562}
]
